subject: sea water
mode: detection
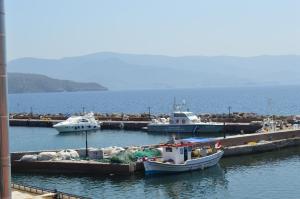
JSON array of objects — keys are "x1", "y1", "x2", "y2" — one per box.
[
  {"x1": 9, "y1": 86, "x2": 300, "y2": 198},
  {"x1": 8, "y1": 86, "x2": 300, "y2": 115}
]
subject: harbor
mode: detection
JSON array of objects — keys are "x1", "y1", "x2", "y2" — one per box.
[
  {"x1": 9, "y1": 118, "x2": 262, "y2": 133},
  {"x1": 8, "y1": 111, "x2": 283, "y2": 133},
  {"x1": 10, "y1": 127, "x2": 300, "y2": 175},
  {"x1": 6, "y1": 92, "x2": 300, "y2": 198},
  {"x1": 2, "y1": 0, "x2": 299, "y2": 197},
  {"x1": 9, "y1": 106, "x2": 300, "y2": 175},
  {"x1": 7, "y1": 95, "x2": 300, "y2": 198},
  {"x1": 8, "y1": 125, "x2": 300, "y2": 198}
]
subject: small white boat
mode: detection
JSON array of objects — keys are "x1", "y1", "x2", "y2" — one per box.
[
  {"x1": 53, "y1": 112, "x2": 101, "y2": 133},
  {"x1": 143, "y1": 140, "x2": 223, "y2": 175}
]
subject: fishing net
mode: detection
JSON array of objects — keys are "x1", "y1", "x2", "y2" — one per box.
[
  {"x1": 133, "y1": 148, "x2": 162, "y2": 159},
  {"x1": 110, "y1": 151, "x2": 136, "y2": 164}
]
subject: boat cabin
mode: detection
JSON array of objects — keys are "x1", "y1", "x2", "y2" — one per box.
[
  {"x1": 161, "y1": 144, "x2": 192, "y2": 164},
  {"x1": 169, "y1": 111, "x2": 200, "y2": 125}
]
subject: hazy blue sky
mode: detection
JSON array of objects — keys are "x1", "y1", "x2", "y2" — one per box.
[{"x1": 6, "y1": 0, "x2": 300, "y2": 60}]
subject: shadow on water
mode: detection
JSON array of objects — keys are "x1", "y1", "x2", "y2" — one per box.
[
  {"x1": 142, "y1": 164, "x2": 228, "y2": 198},
  {"x1": 56, "y1": 130, "x2": 99, "y2": 137}
]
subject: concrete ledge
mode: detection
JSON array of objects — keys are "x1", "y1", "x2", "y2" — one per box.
[
  {"x1": 219, "y1": 129, "x2": 300, "y2": 147},
  {"x1": 224, "y1": 137, "x2": 300, "y2": 157},
  {"x1": 12, "y1": 160, "x2": 136, "y2": 175}
]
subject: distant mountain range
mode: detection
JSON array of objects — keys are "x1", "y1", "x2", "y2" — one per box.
[
  {"x1": 8, "y1": 73, "x2": 107, "y2": 94},
  {"x1": 8, "y1": 52, "x2": 300, "y2": 90}
]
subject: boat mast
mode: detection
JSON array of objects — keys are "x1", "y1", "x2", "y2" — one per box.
[
  {"x1": 0, "y1": 0, "x2": 11, "y2": 198},
  {"x1": 173, "y1": 97, "x2": 176, "y2": 111}
]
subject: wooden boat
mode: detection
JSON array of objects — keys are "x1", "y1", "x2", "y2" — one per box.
[{"x1": 143, "y1": 141, "x2": 223, "y2": 175}]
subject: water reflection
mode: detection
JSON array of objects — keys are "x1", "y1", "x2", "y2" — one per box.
[
  {"x1": 56, "y1": 130, "x2": 99, "y2": 137},
  {"x1": 144, "y1": 165, "x2": 228, "y2": 199},
  {"x1": 12, "y1": 164, "x2": 228, "y2": 199}
]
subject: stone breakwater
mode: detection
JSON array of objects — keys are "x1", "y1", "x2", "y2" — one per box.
[{"x1": 9, "y1": 112, "x2": 296, "y2": 123}]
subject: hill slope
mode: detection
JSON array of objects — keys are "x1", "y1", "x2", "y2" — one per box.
[
  {"x1": 8, "y1": 73, "x2": 107, "y2": 94},
  {"x1": 8, "y1": 52, "x2": 300, "y2": 90}
]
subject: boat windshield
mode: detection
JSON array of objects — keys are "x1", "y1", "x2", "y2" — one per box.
[
  {"x1": 173, "y1": 112, "x2": 194, "y2": 117},
  {"x1": 174, "y1": 113, "x2": 187, "y2": 117},
  {"x1": 185, "y1": 112, "x2": 195, "y2": 117}
]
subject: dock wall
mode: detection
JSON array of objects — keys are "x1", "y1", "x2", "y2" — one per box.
[
  {"x1": 219, "y1": 129, "x2": 300, "y2": 147},
  {"x1": 12, "y1": 160, "x2": 136, "y2": 175},
  {"x1": 9, "y1": 119, "x2": 59, "y2": 128},
  {"x1": 11, "y1": 150, "x2": 137, "y2": 175},
  {"x1": 223, "y1": 137, "x2": 300, "y2": 157}
]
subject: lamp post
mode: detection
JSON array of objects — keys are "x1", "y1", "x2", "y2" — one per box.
[{"x1": 0, "y1": 0, "x2": 12, "y2": 198}]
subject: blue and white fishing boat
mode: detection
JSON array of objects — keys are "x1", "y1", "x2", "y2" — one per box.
[{"x1": 143, "y1": 138, "x2": 223, "y2": 175}]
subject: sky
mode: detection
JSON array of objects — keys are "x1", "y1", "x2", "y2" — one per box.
[{"x1": 6, "y1": 0, "x2": 300, "y2": 61}]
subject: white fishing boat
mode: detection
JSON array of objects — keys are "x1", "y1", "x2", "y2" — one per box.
[
  {"x1": 147, "y1": 100, "x2": 262, "y2": 134},
  {"x1": 147, "y1": 101, "x2": 224, "y2": 134},
  {"x1": 143, "y1": 138, "x2": 224, "y2": 175},
  {"x1": 53, "y1": 112, "x2": 101, "y2": 133}
]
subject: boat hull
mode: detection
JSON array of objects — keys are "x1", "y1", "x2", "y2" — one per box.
[
  {"x1": 53, "y1": 124, "x2": 100, "y2": 133},
  {"x1": 144, "y1": 150, "x2": 224, "y2": 175},
  {"x1": 147, "y1": 123, "x2": 262, "y2": 134},
  {"x1": 147, "y1": 124, "x2": 224, "y2": 134}
]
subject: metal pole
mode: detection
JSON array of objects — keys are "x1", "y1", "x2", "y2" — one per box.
[
  {"x1": 148, "y1": 106, "x2": 151, "y2": 120},
  {"x1": 85, "y1": 131, "x2": 88, "y2": 158},
  {"x1": 223, "y1": 121, "x2": 226, "y2": 138},
  {"x1": 0, "y1": 0, "x2": 11, "y2": 198},
  {"x1": 228, "y1": 106, "x2": 231, "y2": 120}
]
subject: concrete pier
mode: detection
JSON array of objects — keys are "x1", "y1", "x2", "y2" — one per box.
[
  {"x1": 9, "y1": 119, "x2": 60, "y2": 128},
  {"x1": 10, "y1": 129, "x2": 300, "y2": 175},
  {"x1": 9, "y1": 118, "x2": 261, "y2": 133},
  {"x1": 101, "y1": 121, "x2": 149, "y2": 130},
  {"x1": 12, "y1": 160, "x2": 136, "y2": 175},
  {"x1": 10, "y1": 150, "x2": 137, "y2": 176},
  {"x1": 224, "y1": 137, "x2": 300, "y2": 156},
  {"x1": 11, "y1": 183, "x2": 89, "y2": 199}
]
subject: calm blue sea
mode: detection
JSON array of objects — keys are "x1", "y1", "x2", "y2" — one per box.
[
  {"x1": 9, "y1": 86, "x2": 300, "y2": 198},
  {"x1": 8, "y1": 86, "x2": 300, "y2": 115}
]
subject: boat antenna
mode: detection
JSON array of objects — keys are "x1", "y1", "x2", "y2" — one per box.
[
  {"x1": 182, "y1": 99, "x2": 186, "y2": 111},
  {"x1": 173, "y1": 97, "x2": 176, "y2": 111},
  {"x1": 82, "y1": 106, "x2": 85, "y2": 115},
  {"x1": 0, "y1": 0, "x2": 12, "y2": 197},
  {"x1": 148, "y1": 106, "x2": 151, "y2": 120}
]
